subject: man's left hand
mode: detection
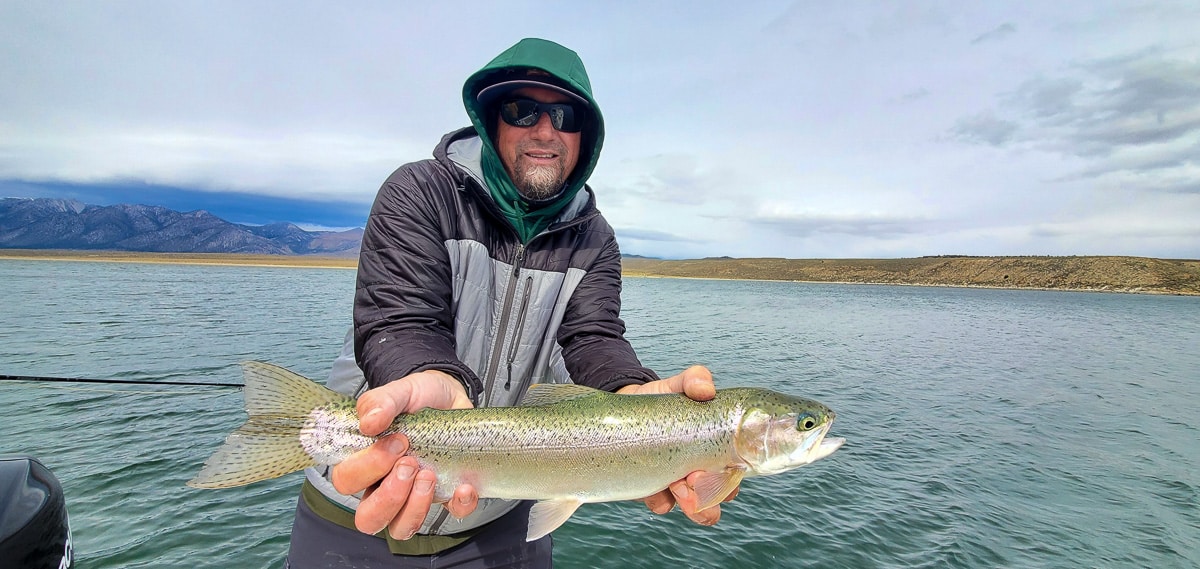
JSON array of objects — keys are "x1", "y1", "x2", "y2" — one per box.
[{"x1": 616, "y1": 365, "x2": 738, "y2": 526}]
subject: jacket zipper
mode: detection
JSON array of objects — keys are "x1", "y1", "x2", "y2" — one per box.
[
  {"x1": 504, "y1": 276, "x2": 534, "y2": 390},
  {"x1": 481, "y1": 243, "x2": 526, "y2": 407}
]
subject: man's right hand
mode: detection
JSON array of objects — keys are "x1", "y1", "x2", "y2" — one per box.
[{"x1": 330, "y1": 369, "x2": 478, "y2": 540}]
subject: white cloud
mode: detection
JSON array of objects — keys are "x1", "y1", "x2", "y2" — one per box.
[
  {"x1": 2, "y1": 1, "x2": 1198, "y2": 258},
  {"x1": 0, "y1": 125, "x2": 425, "y2": 201}
]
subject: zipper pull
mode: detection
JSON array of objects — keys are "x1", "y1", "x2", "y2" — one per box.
[{"x1": 513, "y1": 243, "x2": 526, "y2": 270}]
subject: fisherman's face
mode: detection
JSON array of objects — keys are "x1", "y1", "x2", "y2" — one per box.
[{"x1": 496, "y1": 87, "x2": 582, "y2": 201}]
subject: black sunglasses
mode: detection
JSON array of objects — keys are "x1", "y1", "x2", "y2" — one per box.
[{"x1": 497, "y1": 98, "x2": 585, "y2": 133}]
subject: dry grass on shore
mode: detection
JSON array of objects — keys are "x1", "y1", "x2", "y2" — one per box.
[
  {"x1": 623, "y1": 255, "x2": 1200, "y2": 295},
  {"x1": 4, "y1": 249, "x2": 1199, "y2": 295}
]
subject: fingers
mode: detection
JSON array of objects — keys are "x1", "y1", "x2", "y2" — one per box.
[
  {"x1": 670, "y1": 477, "x2": 721, "y2": 526},
  {"x1": 619, "y1": 365, "x2": 716, "y2": 402},
  {"x1": 386, "y1": 469, "x2": 437, "y2": 540},
  {"x1": 642, "y1": 488, "x2": 676, "y2": 515},
  {"x1": 356, "y1": 370, "x2": 474, "y2": 435},
  {"x1": 334, "y1": 371, "x2": 477, "y2": 539},
  {"x1": 641, "y1": 475, "x2": 738, "y2": 521},
  {"x1": 338, "y1": 447, "x2": 479, "y2": 538},
  {"x1": 677, "y1": 365, "x2": 716, "y2": 402},
  {"x1": 640, "y1": 478, "x2": 724, "y2": 525},
  {"x1": 353, "y1": 456, "x2": 420, "y2": 534},
  {"x1": 352, "y1": 456, "x2": 434, "y2": 537},
  {"x1": 331, "y1": 434, "x2": 408, "y2": 495},
  {"x1": 444, "y1": 484, "x2": 479, "y2": 519},
  {"x1": 356, "y1": 383, "x2": 410, "y2": 436}
]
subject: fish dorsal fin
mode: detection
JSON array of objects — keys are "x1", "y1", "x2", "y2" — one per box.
[
  {"x1": 692, "y1": 465, "x2": 747, "y2": 512},
  {"x1": 519, "y1": 383, "x2": 604, "y2": 407},
  {"x1": 526, "y1": 499, "x2": 583, "y2": 541}
]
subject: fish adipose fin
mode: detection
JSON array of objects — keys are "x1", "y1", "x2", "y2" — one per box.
[
  {"x1": 187, "y1": 362, "x2": 348, "y2": 489},
  {"x1": 692, "y1": 465, "x2": 746, "y2": 512},
  {"x1": 519, "y1": 383, "x2": 605, "y2": 407},
  {"x1": 526, "y1": 498, "x2": 584, "y2": 541}
]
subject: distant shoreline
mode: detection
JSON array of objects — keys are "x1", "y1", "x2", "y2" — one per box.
[
  {"x1": 3, "y1": 249, "x2": 1198, "y2": 296},
  {"x1": 623, "y1": 255, "x2": 1200, "y2": 296},
  {"x1": 0, "y1": 249, "x2": 357, "y2": 269}
]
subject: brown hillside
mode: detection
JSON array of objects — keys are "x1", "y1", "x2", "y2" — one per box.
[
  {"x1": 4, "y1": 251, "x2": 1197, "y2": 295},
  {"x1": 621, "y1": 256, "x2": 1200, "y2": 295}
]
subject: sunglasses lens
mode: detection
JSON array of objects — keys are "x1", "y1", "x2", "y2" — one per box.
[
  {"x1": 501, "y1": 99, "x2": 541, "y2": 127},
  {"x1": 548, "y1": 105, "x2": 579, "y2": 132},
  {"x1": 499, "y1": 99, "x2": 582, "y2": 133}
]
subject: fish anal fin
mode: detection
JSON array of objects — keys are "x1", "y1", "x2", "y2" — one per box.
[
  {"x1": 693, "y1": 465, "x2": 746, "y2": 512},
  {"x1": 526, "y1": 498, "x2": 583, "y2": 541},
  {"x1": 519, "y1": 383, "x2": 603, "y2": 407}
]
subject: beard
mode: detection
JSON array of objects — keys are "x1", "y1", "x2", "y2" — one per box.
[{"x1": 510, "y1": 141, "x2": 571, "y2": 201}]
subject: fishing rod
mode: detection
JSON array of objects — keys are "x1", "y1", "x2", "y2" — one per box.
[{"x1": 0, "y1": 374, "x2": 244, "y2": 388}]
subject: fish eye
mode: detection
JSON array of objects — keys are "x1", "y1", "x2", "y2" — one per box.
[{"x1": 797, "y1": 413, "x2": 818, "y2": 431}]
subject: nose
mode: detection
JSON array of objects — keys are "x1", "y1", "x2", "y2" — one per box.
[{"x1": 528, "y1": 112, "x2": 556, "y2": 139}]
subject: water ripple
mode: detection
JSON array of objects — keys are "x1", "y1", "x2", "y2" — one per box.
[{"x1": 1, "y1": 265, "x2": 1197, "y2": 568}]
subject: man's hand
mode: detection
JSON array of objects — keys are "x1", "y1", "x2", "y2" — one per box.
[
  {"x1": 617, "y1": 365, "x2": 738, "y2": 526},
  {"x1": 330, "y1": 369, "x2": 478, "y2": 540}
]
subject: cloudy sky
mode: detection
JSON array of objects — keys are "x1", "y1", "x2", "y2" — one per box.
[{"x1": 2, "y1": 1, "x2": 1198, "y2": 259}]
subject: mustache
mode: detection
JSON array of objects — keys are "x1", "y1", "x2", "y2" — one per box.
[{"x1": 515, "y1": 140, "x2": 568, "y2": 156}]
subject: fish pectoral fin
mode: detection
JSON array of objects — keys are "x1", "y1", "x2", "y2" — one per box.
[
  {"x1": 526, "y1": 499, "x2": 584, "y2": 542},
  {"x1": 692, "y1": 465, "x2": 746, "y2": 512}
]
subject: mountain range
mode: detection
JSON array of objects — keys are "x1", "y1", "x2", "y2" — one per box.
[{"x1": 0, "y1": 198, "x2": 363, "y2": 256}]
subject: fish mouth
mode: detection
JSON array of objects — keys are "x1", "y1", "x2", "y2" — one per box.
[
  {"x1": 789, "y1": 422, "x2": 845, "y2": 465},
  {"x1": 812, "y1": 436, "x2": 845, "y2": 461}
]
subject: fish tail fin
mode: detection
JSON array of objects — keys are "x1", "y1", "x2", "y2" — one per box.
[{"x1": 187, "y1": 361, "x2": 350, "y2": 489}]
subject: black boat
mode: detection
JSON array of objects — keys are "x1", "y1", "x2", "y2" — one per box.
[{"x1": 0, "y1": 455, "x2": 72, "y2": 569}]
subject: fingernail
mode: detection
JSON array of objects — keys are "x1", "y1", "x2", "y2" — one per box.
[
  {"x1": 364, "y1": 518, "x2": 389, "y2": 535},
  {"x1": 676, "y1": 484, "x2": 690, "y2": 499},
  {"x1": 414, "y1": 478, "x2": 434, "y2": 494},
  {"x1": 457, "y1": 494, "x2": 472, "y2": 507},
  {"x1": 396, "y1": 464, "x2": 415, "y2": 481},
  {"x1": 385, "y1": 436, "x2": 406, "y2": 454},
  {"x1": 391, "y1": 528, "x2": 415, "y2": 541}
]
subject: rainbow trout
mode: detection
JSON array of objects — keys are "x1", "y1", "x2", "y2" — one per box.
[{"x1": 188, "y1": 362, "x2": 844, "y2": 540}]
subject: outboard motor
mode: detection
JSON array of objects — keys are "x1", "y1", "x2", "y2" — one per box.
[{"x1": 0, "y1": 456, "x2": 72, "y2": 569}]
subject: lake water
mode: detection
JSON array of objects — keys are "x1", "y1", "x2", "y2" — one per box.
[{"x1": 1, "y1": 260, "x2": 1197, "y2": 568}]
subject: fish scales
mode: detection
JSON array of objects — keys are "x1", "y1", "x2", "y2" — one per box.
[
  {"x1": 189, "y1": 362, "x2": 844, "y2": 541},
  {"x1": 391, "y1": 393, "x2": 741, "y2": 501}
]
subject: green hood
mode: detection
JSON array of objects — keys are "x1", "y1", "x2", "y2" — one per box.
[{"x1": 462, "y1": 38, "x2": 605, "y2": 243}]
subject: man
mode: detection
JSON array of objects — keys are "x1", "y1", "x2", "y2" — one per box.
[{"x1": 286, "y1": 38, "x2": 731, "y2": 568}]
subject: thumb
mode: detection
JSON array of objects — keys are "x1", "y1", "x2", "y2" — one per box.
[
  {"x1": 679, "y1": 365, "x2": 716, "y2": 402},
  {"x1": 657, "y1": 365, "x2": 714, "y2": 401},
  {"x1": 356, "y1": 381, "x2": 413, "y2": 436},
  {"x1": 355, "y1": 370, "x2": 473, "y2": 435}
]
